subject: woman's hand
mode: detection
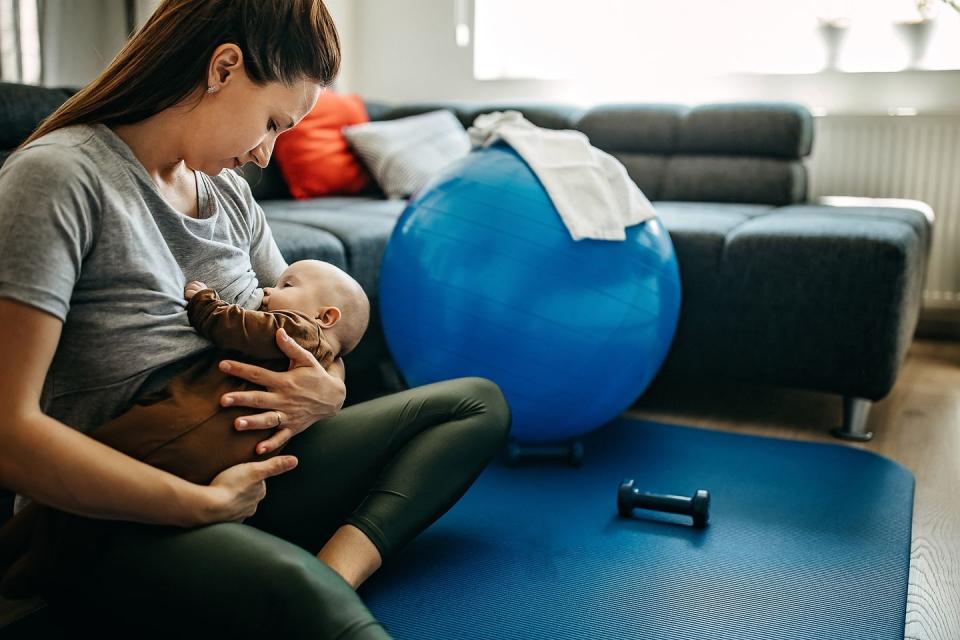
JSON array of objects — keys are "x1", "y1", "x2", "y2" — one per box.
[
  {"x1": 204, "y1": 454, "x2": 299, "y2": 523},
  {"x1": 218, "y1": 328, "x2": 346, "y2": 455}
]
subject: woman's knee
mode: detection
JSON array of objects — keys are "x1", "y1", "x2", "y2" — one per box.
[{"x1": 456, "y1": 376, "x2": 511, "y2": 445}]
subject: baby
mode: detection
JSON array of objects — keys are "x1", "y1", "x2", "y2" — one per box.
[{"x1": 0, "y1": 259, "x2": 370, "y2": 598}]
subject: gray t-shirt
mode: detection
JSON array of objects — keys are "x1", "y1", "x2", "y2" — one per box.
[{"x1": 0, "y1": 123, "x2": 288, "y2": 513}]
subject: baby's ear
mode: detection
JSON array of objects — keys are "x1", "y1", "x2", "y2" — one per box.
[{"x1": 318, "y1": 306, "x2": 341, "y2": 328}]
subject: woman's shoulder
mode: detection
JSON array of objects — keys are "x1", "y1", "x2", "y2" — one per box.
[{"x1": 1, "y1": 125, "x2": 102, "y2": 185}]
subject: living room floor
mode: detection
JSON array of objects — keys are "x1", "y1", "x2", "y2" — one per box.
[
  {"x1": 628, "y1": 337, "x2": 960, "y2": 640},
  {"x1": 2, "y1": 339, "x2": 956, "y2": 637}
]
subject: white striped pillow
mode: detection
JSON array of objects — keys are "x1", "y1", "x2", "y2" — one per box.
[{"x1": 342, "y1": 110, "x2": 471, "y2": 200}]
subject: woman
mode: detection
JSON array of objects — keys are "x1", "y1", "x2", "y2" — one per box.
[{"x1": 0, "y1": 1, "x2": 510, "y2": 637}]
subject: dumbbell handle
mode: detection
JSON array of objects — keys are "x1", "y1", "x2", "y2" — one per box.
[{"x1": 629, "y1": 491, "x2": 695, "y2": 516}]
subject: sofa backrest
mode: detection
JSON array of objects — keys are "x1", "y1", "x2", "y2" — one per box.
[
  {"x1": 378, "y1": 100, "x2": 813, "y2": 206},
  {"x1": 0, "y1": 80, "x2": 814, "y2": 207},
  {"x1": 0, "y1": 81, "x2": 75, "y2": 167},
  {"x1": 577, "y1": 102, "x2": 812, "y2": 205}
]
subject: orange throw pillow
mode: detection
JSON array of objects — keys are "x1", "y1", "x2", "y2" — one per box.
[{"x1": 273, "y1": 91, "x2": 371, "y2": 199}]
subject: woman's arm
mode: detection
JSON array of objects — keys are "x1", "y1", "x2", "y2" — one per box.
[
  {"x1": 0, "y1": 298, "x2": 308, "y2": 528},
  {"x1": 0, "y1": 298, "x2": 218, "y2": 526}
]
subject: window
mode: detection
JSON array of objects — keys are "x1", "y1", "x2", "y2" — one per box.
[
  {"x1": 0, "y1": 0, "x2": 40, "y2": 84},
  {"x1": 473, "y1": 0, "x2": 960, "y2": 80}
]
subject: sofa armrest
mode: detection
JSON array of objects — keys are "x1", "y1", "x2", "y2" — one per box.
[{"x1": 715, "y1": 203, "x2": 931, "y2": 399}]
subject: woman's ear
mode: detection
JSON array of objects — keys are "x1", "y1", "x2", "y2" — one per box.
[
  {"x1": 207, "y1": 43, "x2": 244, "y2": 89},
  {"x1": 317, "y1": 306, "x2": 341, "y2": 328}
]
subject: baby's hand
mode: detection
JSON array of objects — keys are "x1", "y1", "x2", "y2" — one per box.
[{"x1": 184, "y1": 281, "x2": 208, "y2": 301}]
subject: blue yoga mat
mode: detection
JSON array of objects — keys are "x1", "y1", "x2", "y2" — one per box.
[{"x1": 358, "y1": 418, "x2": 914, "y2": 640}]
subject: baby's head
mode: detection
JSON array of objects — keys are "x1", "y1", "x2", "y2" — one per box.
[{"x1": 261, "y1": 260, "x2": 370, "y2": 357}]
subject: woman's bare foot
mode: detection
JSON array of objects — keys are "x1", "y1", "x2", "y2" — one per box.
[{"x1": 316, "y1": 524, "x2": 383, "y2": 589}]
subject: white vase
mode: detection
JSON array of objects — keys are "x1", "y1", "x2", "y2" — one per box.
[
  {"x1": 817, "y1": 22, "x2": 850, "y2": 71},
  {"x1": 893, "y1": 19, "x2": 935, "y2": 69}
]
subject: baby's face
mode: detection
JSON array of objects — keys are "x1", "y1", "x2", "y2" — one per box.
[{"x1": 261, "y1": 262, "x2": 335, "y2": 317}]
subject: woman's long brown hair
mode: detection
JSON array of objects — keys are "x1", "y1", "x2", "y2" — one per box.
[{"x1": 20, "y1": 0, "x2": 340, "y2": 148}]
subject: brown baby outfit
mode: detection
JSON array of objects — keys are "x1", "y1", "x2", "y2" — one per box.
[{"x1": 0, "y1": 288, "x2": 335, "y2": 598}]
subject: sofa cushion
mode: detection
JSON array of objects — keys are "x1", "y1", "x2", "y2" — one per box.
[
  {"x1": 273, "y1": 91, "x2": 372, "y2": 199},
  {"x1": 343, "y1": 110, "x2": 470, "y2": 199},
  {"x1": 370, "y1": 102, "x2": 583, "y2": 131},
  {"x1": 576, "y1": 104, "x2": 686, "y2": 154},
  {"x1": 606, "y1": 153, "x2": 670, "y2": 201},
  {"x1": 458, "y1": 103, "x2": 584, "y2": 130},
  {"x1": 264, "y1": 219, "x2": 347, "y2": 269},
  {"x1": 260, "y1": 197, "x2": 407, "y2": 296},
  {"x1": 661, "y1": 155, "x2": 807, "y2": 206},
  {"x1": 676, "y1": 102, "x2": 813, "y2": 160},
  {"x1": 577, "y1": 102, "x2": 811, "y2": 206},
  {"x1": 720, "y1": 205, "x2": 928, "y2": 399},
  {"x1": 0, "y1": 82, "x2": 73, "y2": 150},
  {"x1": 654, "y1": 201, "x2": 775, "y2": 293}
]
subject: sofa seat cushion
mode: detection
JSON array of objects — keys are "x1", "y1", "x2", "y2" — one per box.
[
  {"x1": 653, "y1": 201, "x2": 775, "y2": 291},
  {"x1": 266, "y1": 219, "x2": 347, "y2": 270},
  {"x1": 653, "y1": 201, "x2": 931, "y2": 399},
  {"x1": 260, "y1": 197, "x2": 407, "y2": 296},
  {"x1": 717, "y1": 204, "x2": 929, "y2": 397}
]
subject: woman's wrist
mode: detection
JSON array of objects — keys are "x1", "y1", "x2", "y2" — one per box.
[{"x1": 175, "y1": 479, "x2": 222, "y2": 527}]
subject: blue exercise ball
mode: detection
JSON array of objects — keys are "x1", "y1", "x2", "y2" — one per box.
[{"x1": 379, "y1": 143, "x2": 681, "y2": 443}]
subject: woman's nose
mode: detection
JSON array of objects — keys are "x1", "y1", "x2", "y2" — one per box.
[
  {"x1": 251, "y1": 147, "x2": 267, "y2": 168},
  {"x1": 252, "y1": 139, "x2": 275, "y2": 168}
]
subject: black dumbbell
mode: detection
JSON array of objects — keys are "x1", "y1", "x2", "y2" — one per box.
[
  {"x1": 504, "y1": 439, "x2": 584, "y2": 467},
  {"x1": 617, "y1": 479, "x2": 710, "y2": 528}
]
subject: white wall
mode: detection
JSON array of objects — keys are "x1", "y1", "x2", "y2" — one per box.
[
  {"x1": 43, "y1": 0, "x2": 356, "y2": 91},
  {"x1": 344, "y1": 0, "x2": 960, "y2": 114},
  {"x1": 41, "y1": 1, "x2": 131, "y2": 87},
  {"x1": 324, "y1": 0, "x2": 357, "y2": 92}
]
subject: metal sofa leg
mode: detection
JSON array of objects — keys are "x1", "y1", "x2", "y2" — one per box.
[{"x1": 831, "y1": 396, "x2": 874, "y2": 441}]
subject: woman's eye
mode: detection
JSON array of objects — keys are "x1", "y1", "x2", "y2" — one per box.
[{"x1": 268, "y1": 119, "x2": 278, "y2": 132}]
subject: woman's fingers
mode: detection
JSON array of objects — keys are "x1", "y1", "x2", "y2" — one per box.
[
  {"x1": 253, "y1": 455, "x2": 298, "y2": 481},
  {"x1": 223, "y1": 389, "x2": 281, "y2": 413},
  {"x1": 233, "y1": 408, "x2": 287, "y2": 431},
  {"x1": 255, "y1": 427, "x2": 294, "y2": 455},
  {"x1": 219, "y1": 359, "x2": 281, "y2": 389},
  {"x1": 275, "y1": 328, "x2": 320, "y2": 369}
]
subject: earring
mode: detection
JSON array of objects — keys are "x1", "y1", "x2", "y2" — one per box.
[{"x1": 206, "y1": 85, "x2": 217, "y2": 94}]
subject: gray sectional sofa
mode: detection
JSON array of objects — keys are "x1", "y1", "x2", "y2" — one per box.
[
  {"x1": 0, "y1": 82, "x2": 933, "y2": 444},
  {"x1": 245, "y1": 99, "x2": 931, "y2": 441}
]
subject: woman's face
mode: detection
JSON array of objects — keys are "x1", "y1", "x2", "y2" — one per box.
[{"x1": 185, "y1": 45, "x2": 322, "y2": 176}]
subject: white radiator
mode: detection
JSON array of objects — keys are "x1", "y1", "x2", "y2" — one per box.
[{"x1": 807, "y1": 114, "x2": 960, "y2": 309}]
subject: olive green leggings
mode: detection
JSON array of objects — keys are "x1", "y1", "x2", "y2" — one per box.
[{"x1": 41, "y1": 377, "x2": 510, "y2": 639}]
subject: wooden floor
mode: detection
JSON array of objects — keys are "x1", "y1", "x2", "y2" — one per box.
[
  {"x1": 3, "y1": 338, "x2": 958, "y2": 637},
  {"x1": 626, "y1": 338, "x2": 960, "y2": 640}
]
